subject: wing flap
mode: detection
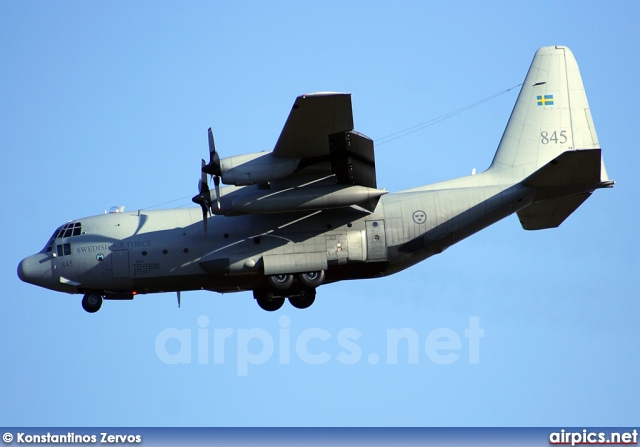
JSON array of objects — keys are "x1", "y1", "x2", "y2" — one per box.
[{"x1": 329, "y1": 131, "x2": 377, "y2": 188}]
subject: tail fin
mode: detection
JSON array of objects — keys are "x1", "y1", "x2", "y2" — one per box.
[
  {"x1": 490, "y1": 46, "x2": 614, "y2": 230},
  {"x1": 489, "y1": 46, "x2": 609, "y2": 183}
]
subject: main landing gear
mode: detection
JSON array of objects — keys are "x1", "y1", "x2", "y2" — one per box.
[
  {"x1": 289, "y1": 289, "x2": 316, "y2": 309},
  {"x1": 253, "y1": 288, "x2": 316, "y2": 312},
  {"x1": 81, "y1": 292, "x2": 103, "y2": 313},
  {"x1": 255, "y1": 270, "x2": 324, "y2": 311}
]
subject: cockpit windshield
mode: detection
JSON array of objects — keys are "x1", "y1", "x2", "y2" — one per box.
[{"x1": 43, "y1": 222, "x2": 83, "y2": 252}]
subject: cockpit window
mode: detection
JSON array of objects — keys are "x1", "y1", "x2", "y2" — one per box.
[
  {"x1": 61, "y1": 222, "x2": 82, "y2": 237},
  {"x1": 44, "y1": 222, "x2": 83, "y2": 252},
  {"x1": 55, "y1": 243, "x2": 72, "y2": 257},
  {"x1": 54, "y1": 222, "x2": 82, "y2": 239},
  {"x1": 44, "y1": 228, "x2": 60, "y2": 252}
]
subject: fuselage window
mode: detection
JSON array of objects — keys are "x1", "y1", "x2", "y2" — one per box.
[
  {"x1": 57, "y1": 245, "x2": 63, "y2": 257},
  {"x1": 63, "y1": 243, "x2": 71, "y2": 256}
]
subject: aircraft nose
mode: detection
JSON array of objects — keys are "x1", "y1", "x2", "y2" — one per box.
[{"x1": 17, "y1": 254, "x2": 52, "y2": 285}]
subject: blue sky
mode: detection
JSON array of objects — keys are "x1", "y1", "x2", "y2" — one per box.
[{"x1": 1, "y1": 1, "x2": 638, "y2": 427}]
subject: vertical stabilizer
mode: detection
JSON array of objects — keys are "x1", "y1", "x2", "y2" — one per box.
[{"x1": 489, "y1": 46, "x2": 605, "y2": 181}]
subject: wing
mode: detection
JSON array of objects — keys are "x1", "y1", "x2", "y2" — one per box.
[
  {"x1": 273, "y1": 92, "x2": 354, "y2": 159},
  {"x1": 208, "y1": 92, "x2": 384, "y2": 215},
  {"x1": 273, "y1": 92, "x2": 377, "y2": 189}
]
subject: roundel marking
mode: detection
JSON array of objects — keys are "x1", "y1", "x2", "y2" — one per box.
[{"x1": 412, "y1": 210, "x2": 427, "y2": 224}]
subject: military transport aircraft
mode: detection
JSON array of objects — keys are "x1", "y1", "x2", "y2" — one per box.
[{"x1": 18, "y1": 46, "x2": 613, "y2": 313}]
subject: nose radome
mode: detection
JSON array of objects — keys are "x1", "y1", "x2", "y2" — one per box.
[
  {"x1": 17, "y1": 258, "x2": 29, "y2": 282},
  {"x1": 17, "y1": 254, "x2": 51, "y2": 285}
]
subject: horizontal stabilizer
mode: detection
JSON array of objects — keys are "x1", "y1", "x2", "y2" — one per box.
[
  {"x1": 522, "y1": 149, "x2": 607, "y2": 200},
  {"x1": 517, "y1": 193, "x2": 591, "y2": 230},
  {"x1": 517, "y1": 148, "x2": 613, "y2": 230}
]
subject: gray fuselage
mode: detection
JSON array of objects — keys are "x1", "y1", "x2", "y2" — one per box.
[{"x1": 18, "y1": 173, "x2": 533, "y2": 300}]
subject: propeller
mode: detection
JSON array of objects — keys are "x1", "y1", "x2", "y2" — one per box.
[
  {"x1": 191, "y1": 159, "x2": 212, "y2": 236},
  {"x1": 202, "y1": 127, "x2": 221, "y2": 211}
]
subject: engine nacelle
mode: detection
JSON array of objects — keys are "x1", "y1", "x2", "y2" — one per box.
[
  {"x1": 220, "y1": 152, "x2": 300, "y2": 186},
  {"x1": 231, "y1": 184, "x2": 386, "y2": 213}
]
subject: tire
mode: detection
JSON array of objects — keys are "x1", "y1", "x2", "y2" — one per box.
[
  {"x1": 254, "y1": 290, "x2": 285, "y2": 312},
  {"x1": 297, "y1": 270, "x2": 325, "y2": 288},
  {"x1": 82, "y1": 293, "x2": 103, "y2": 313},
  {"x1": 266, "y1": 274, "x2": 294, "y2": 290},
  {"x1": 289, "y1": 288, "x2": 316, "y2": 309}
]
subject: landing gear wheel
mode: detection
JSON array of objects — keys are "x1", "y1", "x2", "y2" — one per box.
[
  {"x1": 82, "y1": 293, "x2": 103, "y2": 313},
  {"x1": 297, "y1": 270, "x2": 325, "y2": 288},
  {"x1": 254, "y1": 290, "x2": 285, "y2": 312},
  {"x1": 267, "y1": 274, "x2": 294, "y2": 290},
  {"x1": 289, "y1": 288, "x2": 316, "y2": 309}
]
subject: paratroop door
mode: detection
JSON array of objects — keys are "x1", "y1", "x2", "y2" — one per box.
[{"x1": 365, "y1": 220, "x2": 387, "y2": 261}]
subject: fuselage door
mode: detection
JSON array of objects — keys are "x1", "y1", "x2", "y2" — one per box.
[
  {"x1": 112, "y1": 249, "x2": 130, "y2": 278},
  {"x1": 365, "y1": 220, "x2": 387, "y2": 261},
  {"x1": 326, "y1": 233, "x2": 349, "y2": 264}
]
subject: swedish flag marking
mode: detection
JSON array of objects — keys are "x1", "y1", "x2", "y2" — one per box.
[{"x1": 537, "y1": 94, "x2": 554, "y2": 106}]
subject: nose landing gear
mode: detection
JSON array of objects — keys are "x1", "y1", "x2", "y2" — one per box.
[{"x1": 81, "y1": 293, "x2": 103, "y2": 313}]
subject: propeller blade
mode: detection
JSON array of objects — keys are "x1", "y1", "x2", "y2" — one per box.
[
  {"x1": 192, "y1": 160, "x2": 212, "y2": 237},
  {"x1": 200, "y1": 159, "x2": 208, "y2": 190},
  {"x1": 177, "y1": 291, "x2": 181, "y2": 308},
  {"x1": 213, "y1": 175, "x2": 221, "y2": 211},
  {"x1": 203, "y1": 128, "x2": 221, "y2": 176},
  {"x1": 201, "y1": 202, "x2": 208, "y2": 236},
  {"x1": 208, "y1": 127, "x2": 216, "y2": 156}
]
